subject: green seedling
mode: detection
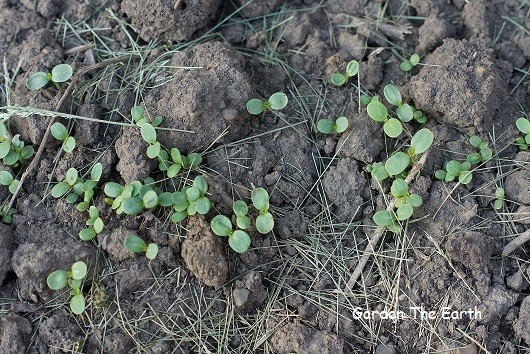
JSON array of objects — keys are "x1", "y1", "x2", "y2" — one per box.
[
  {"x1": 79, "y1": 206, "x2": 104, "y2": 241},
  {"x1": 158, "y1": 148, "x2": 202, "y2": 177},
  {"x1": 467, "y1": 135, "x2": 492, "y2": 164},
  {"x1": 0, "y1": 203, "x2": 15, "y2": 224},
  {"x1": 400, "y1": 54, "x2": 420, "y2": 72},
  {"x1": 51, "y1": 163, "x2": 102, "y2": 211},
  {"x1": 233, "y1": 200, "x2": 250, "y2": 229},
  {"x1": 26, "y1": 63, "x2": 73, "y2": 91},
  {"x1": 516, "y1": 117, "x2": 530, "y2": 151},
  {"x1": 170, "y1": 175, "x2": 211, "y2": 223},
  {"x1": 130, "y1": 106, "x2": 164, "y2": 159},
  {"x1": 124, "y1": 234, "x2": 159, "y2": 260},
  {"x1": 0, "y1": 123, "x2": 34, "y2": 167},
  {"x1": 331, "y1": 60, "x2": 359, "y2": 87},
  {"x1": 251, "y1": 187, "x2": 274, "y2": 234},
  {"x1": 0, "y1": 171, "x2": 19, "y2": 194},
  {"x1": 246, "y1": 92, "x2": 288, "y2": 115},
  {"x1": 494, "y1": 187, "x2": 505, "y2": 210},
  {"x1": 372, "y1": 210, "x2": 401, "y2": 234},
  {"x1": 211, "y1": 214, "x2": 251, "y2": 253},
  {"x1": 47, "y1": 261, "x2": 87, "y2": 315},
  {"x1": 435, "y1": 160, "x2": 473, "y2": 184},
  {"x1": 316, "y1": 116, "x2": 349, "y2": 134},
  {"x1": 51, "y1": 122, "x2": 76, "y2": 153}
]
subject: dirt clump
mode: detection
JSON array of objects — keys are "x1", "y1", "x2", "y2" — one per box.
[
  {"x1": 514, "y1": 295, "x2": 530, "y2": 344},
  {"x1": 0, "y1": 313, "x2": 32, "y2": 353},
  {"x1": 336, "y1": 112, "x2": 384, "y2": 163},
  {"x1": 269, "y1": 320, "x2": 344, "y2": 354},
  {"x1": 235, "y1": 0, "x2": 284, "y2": 17},
  {"x1": 232, "y1": 270, "x2": 267, "y2": 312},
  {"x1": 98, "y1": 226, "x2": 137, "y2": 263},
  {"x1": 504, "y1": 152, "x2": 530, "y2": 204},
  {"x1": 416, "y1": 15, "x2": 456, "y2": 54},
  {"x1": 121, "y1": 0, "x2": 222, "y2": 43},
  {"x1": 115, "y1": 126, "x2": 156, "y2": 183},
  {"x1": 144, "y1": 42, "x2": 253, "y2": 153},
  {"x1": 181, "y1": 215, "x2": 228, "y2": 288},
  {"x1": 0, "y1": 224, "x2": 12, "y2": 284}
]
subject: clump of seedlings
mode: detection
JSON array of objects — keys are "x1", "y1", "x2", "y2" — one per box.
[
  {"x1": 0, "y1": 122, "x2": 34, "y2": 167},
  {"x1": 516, "y1": 117, "x2": 530, "y2": 150},
  {"x1": 330, "y1": 60, "x2": 359, "y2": 87},
  {"x1": 316, "y1": 116, "x2": 349, "y2": 134},
  {"x1": 26, "y1": 63, "x2": 73, "y2": 91},
  {"x1": 435, "y1": 160, "x2": 473, "y2": 184},
  {"x1": 158, "y1": 148, "x2": 202, "y2": 177},
  {"x1": 246, "y1": 92, "x2": 288, "y2": 115},
  {"x1": 400, "y1": 54, "x2": 420, "y2": 72},
  {"x1": 124, "y1": 234, "x2": 159, "y2": 260},
  {"x1": 211, "y1": 214, "x2": 251, "y2": 253},
  {"x1": 51, "y1": 163, "x2": 102, "y2": 211},
  {"x1": 47, "y1": 261, "x2": 88, "y2": 315},
  {"x1": 467, "y1": 135, "x2": 492, "y2": 164}
]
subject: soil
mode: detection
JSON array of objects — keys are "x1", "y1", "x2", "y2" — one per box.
[{"x1": 0, "y1": 0, "x2": 528, "y2": 353}]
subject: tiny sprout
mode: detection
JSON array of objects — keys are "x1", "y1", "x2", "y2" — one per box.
[
  {"x1": 515, "y1": 117, "x2": 530, "y2": 151},
  {"x1": 467, "y1": 135, "x2": 492, "y2": 164},
  {"x1": 494, "y1": 187, "x2": 505, "y2": 210},
  {"x1": 251, "y1": 187, "x2": 274, "y2": 234},
  {"x1": 0, "y1": 128, "x2": 34, "y2": 167},
  {"x1": 26, "y1": 63, "x2": 73, "y2": 91},
  {"x1": 400, "y1": 54, "x2": 420, "y2": 72},
  {"x1": 47, "y1": 260, "x2": 87, "y2": 314},
  {"x1": 331, "y1": 60, "x2": 359, "y2": 87},
  {"x1": 246, "y1": 92, "x2": 288, "y2": 115},
  {"x1": 210, "y1": 215, "x2": 251, "y2": 253},
  {"x1": 316, "y1": 117, "x2": 349, "y2": 134},
  {"x1": 51, "y1": 122, "x2": 76, "y2": 153},
  {"x1": 124, "y1": 234, "x2": 159, "y2": 260},
  {"x1": 435, "y1": 160, "x2": 473, "y2": 184},
  {"x1": 79, "y1": 206, "x2": 104, "y2": 241},
  {"x1": 233, "y1": 200, "x2": 250, "y2": 229},
  {"x1": 0, "y1": 170, "x2": 19, "y2": 194},
  {"x1": 372, "y1": 210, "x2": 401, "y2": 234}
]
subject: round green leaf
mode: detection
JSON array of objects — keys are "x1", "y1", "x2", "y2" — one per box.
[
  {"x1": 93, "y1": 217, "x2": 104, "y2": 234},
  {"x1": 195, "y1": 197, "x2": 211, "y2": 215},
  {"x1": 371, "y1": 163, "x2": 389, "y2": 181},
  {"x1": 268, "y1": 92, "x2": 288, "y2": 110},
  {"x1": 140, "y1": 123, "x2": 157, "y2": 144},
  {"x1": 373, "y1": 210, "x2": 393, "y2": 227},
  {"x1": 233, "y1": 200, "x2": 248, "y2": 216},
  {"x1": 495, "y1": 188, "x2": 505, "y2": 199},
  {"x1": 445, "y1": 160, "x2": 461, "y2": 175},
  {"x1": 256, "y1": 212, "x2": 274, "y2": 234},
  {"x1": 51, "y1": 181, "x2": 71, "y2": 198},
  {"x1": 383, "y1": 118, "x2": 403, "y2": 138},
  {"x1": 70, "y1": 294, "x2": 85, "y2": 315},
  {"x1": 186, "y1": 153, "x2": 202, "y2": 168},
  {"x1": 71, "y1": 261, "x2": 87, "y2": 280},
  {"x1": 185, "y1": 186, "x2": 200, "y2": 203},
  {"x1": 122, "y1": 197, "x2": 144, "y2": 215},
  {"x1": 172, "y1": 191, "x2": 187, "y2": 206},
  {"x1": 8, "y1": 179, "x2": 18, "y2": 195},
  {"x1": 435, "y1": 170, "x2": 446, "y2": 180},
  {"x1": 345, "y1": 60, "x2": 359, "y2": 77},
  {"x1": 367, "y1": 100, "x2": 388, "y2": 122},
  {"x1": 236, "y1": 215, "x2": 251, "y2": 229},
  {"x1": 251, "y1": 187, "x2": 270, "y2": 212},
  {"x1": 335, "y1": 116, "x2": 349, "y2": 133},
  {"x1": 409, "y1": 54, "x2": 420, "y2": 66},
  {"x1": 494, "y1": 199, "x2": 503, "y2": 210},
  {"x1": 246, "y1": 99, "x2": 265, "y2": 115},
  {"x1": 480, "y1": 147, "x2": 492, "y2": 161},
  {"x1": 187, "y1": 203, "x2": 197, "y2": 215},
  {"x1": 170, "y1": 148, "x2": 183, "y2": 164},
  {"x1": 383, "y1": 84, "x2": 402, "y2": 106},
  {"x1": 143, "y1": 190, "x2": 159, "y2": 209},
  {"x1": 124, "y1": 234, "x2": 147, "y2": 253},
  {"x1": 20, "y1": 145, "x2": 34, "y2": 160},
  {"x1": 469, "y1": 135, "x2": 483, "y2": 148},
  {"x1": 171, "y1": 211, "x2": 187, "y2": 223},
  {"x1": 167, "y1": 163, "x2": 181, "y2": 178},
  {"x1": 146, "y1": 142, "x2": 161, "y2": 159},
  {"x1": 145, "y1": 243, "x2": 159, "y2": 260},
  {"x1": 51, "y1": 64, "x2": 73, "y2": 83},
  {"x1": 396, "y1": 103, "x2": 414, "y2": 122},
  {"x1": 131, "y1": 106, "x2": 144, "y2": 123},
  {"x1": 408, "y1": 194, "x2": 423, "y2": 207},
  {"x1": 211, "y1": 215, "x2": 233, "y2": 237},
  {"x1": 331, "y1": 73, "x2": 347, "y2": 86},
  {"x1": 410, "y1": 128, "x2": 434, "y2": 155},
  {"x1": 158, "y1": 192, "x2": 174, "y2": 207},
  {"x1": 51, "y1": 122, "x2": 68, "y2": 141},
  {"x1": 317, "y1": 119, "x2": 334, "y2": 134},
  {"x1": 459, "y1": 171, "x2": 473, "y2": 184},
  {"x1": 400, "y1": 60, "x2": 413, "y2": 72},
  {"x1": 90, "y1": 163, "x2": 103, "y2": 181},
  {"x1": 47, "y1": 269, "x2": 68, "y2": 290},
  {"x1": 193, "y1": 175, "x2": 208, "y2": 195},
  {"x1": 63, "y1": 136, "x2": 76, "y2": 153},
  {"x1": 396, "y1": 204, "x2": 413, "y2": 221},
  {"x1": 229, "y1": 230, "x2": 251, "y2": 253},
  {"x1": 390, "y1": 179, "x2": 409, "y2": 198},
  {"x1": 0, "y1": 140, "x2": 10, "y2": 159},
  {"x1": 26, "y1": 72, "x2": 50, "y2": 90},
  {"x1": 79, "y1": 228, "x2": 97, "y2": 241},
  {"x1": 516, "y1": 117, "x2": 530, "y2": 134},
  {"x1": 65, "y1": 168, "x2": 78, "y2": 186},
  {"x1": 385, "y1": 152, "x2": 410, "y2": 176},
  {"x1": 104, "y1": 182, "x2": 123, "y2": 198},
  {"x1": 0, "y1": 171, "x2": 13, "y2": 186}
]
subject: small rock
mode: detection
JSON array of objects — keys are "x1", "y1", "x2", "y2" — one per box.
[{"x1": 507, "y1": 269, "x2": 528, "y2": 291}]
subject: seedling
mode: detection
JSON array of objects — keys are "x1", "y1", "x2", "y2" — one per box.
[
  {"x1": 494, "y1": 187, "x2": 505, "y2": 210},
  {"x1": 158, "y1": 148, "x2": 202, "y2": 177},
  {"x1": 0, "y1": 171, "x2": 19, "y2": 194},
  {"x1": 515, "y1": 117, "x2": 530, "y2": 151},
  {"x1": 331, "y1": 60, "x2": 359, "y2": 87},
  {"x1": 170, "y1": 175, "x2": 211, "y2": 223},
  {"x1": 51, "y1": 122, "x2": 76, "y2": 153},
  {"x1": 467, "y1": 135, "x2": 492, "y2": 164},
  {"x1": 130, "y1": 106, "x2": 164, "y2": 158},
  {"x1": 400, "y1": 54, "x2": 420, "y2": 72},
  {"x1": 47, "y1": 261, "x2": 87, "y2": 315},
  {"x1": 0, "y1": 203, "x2": 15, "y2": 224},
  {"x1": 435, "y1": 160, "x2": 473, "y2": 184},
  {"x1": 316, "y1": 117, "x2": 349, "y2": 134},
  {"x1": 124, "y1": 234, "x2": 159, "y2": 260},
  {"x1": 51, "y1": 163, "x2": 102, "y2": 211},
  {"x1": 246, "y1": 92, "x2": 288, "y2": 115},
  {"x1": 251, "y1": 187, "x2": 274, "y2": 234},
  {"x1": 372, "y1": 210, "x2": 401, "y2": 234},
  {"x1": 79, "y1": 206, "x2": 104, "y2": 241},
  {"x1": 210, "y1": 214, "x2": 251, "y2": 253},
  {"x1": 233, "y1": 200, "x2": 250, "y2": 229},
  {"x1": 0, "y1": 123, "x2": 34, "y2": 167},
  {"x1": 26, "y1": 63, "x2": 73, "y2": 91}
]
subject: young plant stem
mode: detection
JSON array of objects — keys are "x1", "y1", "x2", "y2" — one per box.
[
  {"x1": 7, "y1": 56, "x2": 136, "y2": 210},
  {"x1": 343, "y1": 150, "x2": 430, "y2": 293}
]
